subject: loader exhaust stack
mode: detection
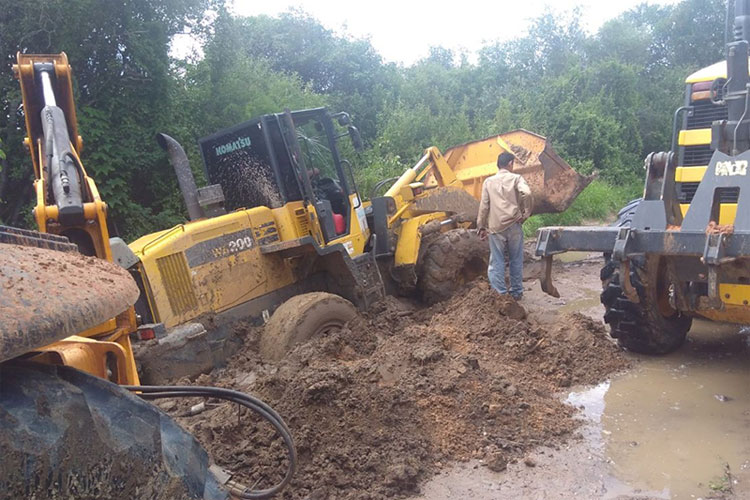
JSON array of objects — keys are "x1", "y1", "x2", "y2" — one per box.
[{"x1": 156, "y1": 133, "x2": 203, "y2": 221}]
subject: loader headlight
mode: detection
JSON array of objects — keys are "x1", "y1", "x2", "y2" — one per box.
[{"x1": 690, "y1": 80, "x2": 712, "y2": 102}]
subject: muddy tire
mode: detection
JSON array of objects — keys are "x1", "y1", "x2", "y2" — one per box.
[
  {"x1": 418, "y1": 228, "x2": 489, "y2": 304},
  {"x1": 599, "y1": 200, "x2": 691, "y2": 354},
  {"x1": 260, "y1": 292, "x2": 357, "y2": 361},
  {"x1": 0, "y1": 362, "x2": 227, "y2": 500},
  {"x1": 600, "y1": 258, "x2": 691, "y2": 354}
]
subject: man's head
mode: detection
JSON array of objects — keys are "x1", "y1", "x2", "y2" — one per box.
[{"x1": 497, "y1": 152, "x2": 515, "y2": 170}]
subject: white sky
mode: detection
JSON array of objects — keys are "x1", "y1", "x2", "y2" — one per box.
[{"x1": 228, "y1": 0, "x2": 683, "y2": 65}]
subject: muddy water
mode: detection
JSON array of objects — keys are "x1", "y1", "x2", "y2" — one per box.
[{"x1": 599, "y1": 321, "x2": 750, "y2": 498}]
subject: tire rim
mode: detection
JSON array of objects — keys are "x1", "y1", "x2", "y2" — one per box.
[{"x1": 314, "y1": 320, "x2": 346, "y2": 337}]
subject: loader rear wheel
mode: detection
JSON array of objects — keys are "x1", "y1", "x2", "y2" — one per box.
[
  {"x1": 260, "y1": 292, "x2": 358, "y2": 361},
  {"x1": 418, "y1": 228, "x2": 489, "y2": 304},
  {"x1": 0, "y1": 362, "x2": 227, "y2": 500},
  {"x1": 600, "y1": 256, "x2": 691, "y2": 354}
]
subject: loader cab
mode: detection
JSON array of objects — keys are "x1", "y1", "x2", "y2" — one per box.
[{"x1": 198, "y1": 107, "x2": 364, "y2": 244}]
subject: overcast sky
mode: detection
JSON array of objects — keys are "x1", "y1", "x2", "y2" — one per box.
[{"x1": 227, "y1": 0, "x2": 682, "y2": 65}]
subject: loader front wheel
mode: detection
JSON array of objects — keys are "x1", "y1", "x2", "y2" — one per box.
[
  {"x1": 418, "y1": 228, "x2": 489, "y2": 304},
  {"x1": 600, "y1": 256, "x2": 691, "y2": 354},
  {"x1": 260, "y1": 292, "x2": 358, "y2": 361}
]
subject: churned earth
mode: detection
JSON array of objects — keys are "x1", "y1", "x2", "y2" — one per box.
[
  {"x1": 419, "y1": 255, "x2": 750, "y2": 500},
  {"x1": 166, "y1": 255, "x2": 630, "y2": 499},
  {"x1": 164, "y1": 254, "x2": 750, "y2": 499}
]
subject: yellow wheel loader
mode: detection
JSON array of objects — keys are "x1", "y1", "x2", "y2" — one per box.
[
  {"x1": 535, "y1": 1, "x2": 750, "y2": 354},
  {"x1": 121, "y1": 107, "x2": 590, "y2": 369},
  {"x1": 1, "y1": 53, "x2": 295, "y2": 499}
]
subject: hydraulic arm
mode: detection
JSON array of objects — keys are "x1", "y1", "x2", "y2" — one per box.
[{"x1": 15, "y1": 52, "x2": 112, "y2": 259}]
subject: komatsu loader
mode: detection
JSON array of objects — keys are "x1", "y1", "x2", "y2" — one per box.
[
  {"x1": 0, "y1": 50, "x2": 591, "y2": 497},
  {"x1": 124, "y1": 112, "x2": 590, "y2": 367}
]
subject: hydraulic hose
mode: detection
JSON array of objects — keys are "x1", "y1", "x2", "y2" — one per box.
[{"x1": 124, "y1": 385, "x2": 296, "y2": 499}]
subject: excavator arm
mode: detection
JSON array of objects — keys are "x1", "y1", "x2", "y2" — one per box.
[
  {"x1": 12, "y1": 52, "x2": 138, "y2": 382},
  {"x1": 14, "y1": 52, "x2": 113, "y2": 259}
]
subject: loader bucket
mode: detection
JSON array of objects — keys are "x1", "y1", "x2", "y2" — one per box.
[
  {"x1": 0, "y1": 242, "x2": 139, "y2": 362},
  {"x1": 439, "y1": 130, "x2": 595, "y2": 215}
]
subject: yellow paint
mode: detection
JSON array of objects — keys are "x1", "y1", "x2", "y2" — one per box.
[
  {"x1": 697, "y1": 304, "x2": 750, "y2": 323},
  {"x1": 680, "y1": 203, "x2": 737, "y2": 225},
  {"x1": 15, "y1": 53, "x2": 140, "y2": 385},
  {"x1": 132, "y1": 189, "x2": 372, "y2": 329},
  {"x1": 675, "y1": 166, "x2": 707, "y2": 183},
  {"x1": 685, "y1": 61, "x2": 728, "y2": 83},
  {"x1": 132, "y1": 208, "x2": 298, "y2": 328},
  {"x1": 394, "y1": 212, "x2": 449, "y2": 267},
  {"x1": 718, "y1": 284, "x2": 750, "y2": 306},
  {"x1": 30, "y1": 332, "x2": 139, "y2": 385},
  {"x1": 327, "y1": 193, "x2": 370, "y2": 256},
  {"x1": 455, "y1": 163, "x2": 498, "y2": 182},
  {"x1": 678, "y1": 129, "x2": 711, "y2": 146}
]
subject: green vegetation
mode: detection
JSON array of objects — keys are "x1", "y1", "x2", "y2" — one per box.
[
  {"x1": 0, "y1": 0, "x2": 729, "y2": 239},
  {"x1": 523, "y1": 180, "x2": 641, "y2": 237}
]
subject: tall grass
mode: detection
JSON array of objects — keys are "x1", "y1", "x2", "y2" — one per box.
[{"x1": 522, "y1": 180, "x2": 641, "y2": 237}]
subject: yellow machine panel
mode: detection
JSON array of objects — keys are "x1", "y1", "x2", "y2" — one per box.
[{"x1": 131, "y1": 208, "x2": 296, "y2": 328}]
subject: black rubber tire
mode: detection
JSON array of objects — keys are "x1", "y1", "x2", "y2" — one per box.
[
  {"x1": 260, "y1": 292, "x2": 358, "y2": 361},
  {"x1": 0, "y1": 362, "x2": 228, "y2": 500},
  {"x1": 418, "y1": 228, "x2": 489, "y2": 304},
  {"x1": 599, "y1": 199, "x2": 691, "y2": 354}
]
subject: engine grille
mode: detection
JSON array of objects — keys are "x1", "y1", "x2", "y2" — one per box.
[
  {"x1": 156, "y1": 253, "x2": 198, "y2": 316},
  {"x1": 681, "y1": 145, "x2": 715, "y2": 167},
  {"x1": 686, "y1": 99, "x2": 727, "y2": 130},
  {"x1": 294, "y1": 207, "x2": 310, "y2": 235},
  {"x1": 677, "y1": 183, "x2": 739, "y2": 204}
]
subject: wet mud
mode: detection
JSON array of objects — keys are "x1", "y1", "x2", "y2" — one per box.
[
  {"x1": 168, "y1": 275, "x2": 628, "y2": 499},
  {"x1": 419, "y1": 256, "x2": 750, "y2": 500}
]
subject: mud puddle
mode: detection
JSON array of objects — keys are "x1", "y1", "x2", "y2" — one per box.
[{"x1": 600, "y1": 320, "x2": 750, "y2": 499}]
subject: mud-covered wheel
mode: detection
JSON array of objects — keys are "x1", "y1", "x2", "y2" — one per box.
[
  {"x1": 0, "y1": 362, "x2": 227, "y2": 500},
  {"x1": 418, "y1": 228, "x2": 489, "y2": 304},
  {"x1": 260, "y1": 292, "x2": 358, "y2": 361},
  {"x1": 600, "y1": 256, "x2": 692, "y2": 354},
  {"x1": 599, "y1": 199, "x2": 691, "y2": 354}
]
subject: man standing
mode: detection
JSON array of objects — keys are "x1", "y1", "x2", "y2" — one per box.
[{"x1": 477, "y1": 152, "x2": 533, "y2": 299}]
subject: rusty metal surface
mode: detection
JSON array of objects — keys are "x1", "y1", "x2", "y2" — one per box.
[
  {"x1": 440, "y1": 129, "x2": 595, "y2": 215},
  {"x1": 0, "y1": 243, "x2": 139, "y2": 362}
]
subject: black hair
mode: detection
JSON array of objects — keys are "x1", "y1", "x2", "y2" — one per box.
[{"x1": 497, "y1": 152, "x2": 515, "y2": 168}]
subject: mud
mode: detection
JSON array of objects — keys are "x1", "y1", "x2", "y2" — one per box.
[
  {"x1": 419, "y1": 257, "x2": 750, "y2": 500},
  {"x1": 0, "y1": 244, "x2": 139, "y2": 362},
  {"x1": 602, "y1": 320, "x2": 750, "y2": 499},
  {"x1": 169, "y1": 277, "x2": 628, "y2": 498}
]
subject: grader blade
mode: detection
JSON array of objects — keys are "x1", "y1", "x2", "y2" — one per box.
[
  {"x1": 0, "y1": 240, "x2": 139, "y2": 362},
  {"x1": 441, "y1": 129, "x2": 595, "y2": 215}
]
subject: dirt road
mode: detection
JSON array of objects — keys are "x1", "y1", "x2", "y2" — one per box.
[{"x1": 419, "y1": 256, "x2": 750, "y2": 500}]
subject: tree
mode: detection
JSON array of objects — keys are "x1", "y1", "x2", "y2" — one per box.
[{"x1": 0, "y1": 0, "x2": 214, "y2": 238}]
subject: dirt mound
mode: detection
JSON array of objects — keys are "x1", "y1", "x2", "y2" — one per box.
[{"x1": 170, "y1": 279, "x2": 628, "y2": 499}]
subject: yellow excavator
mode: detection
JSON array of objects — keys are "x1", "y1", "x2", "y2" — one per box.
[{"x1": 1, "y1": 53, "x2": 295, "y2": 500}]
